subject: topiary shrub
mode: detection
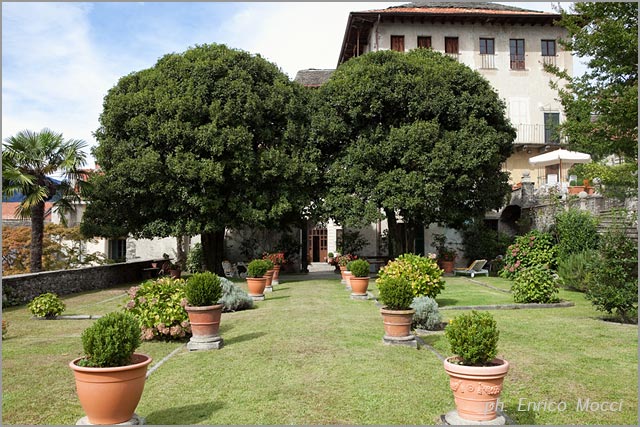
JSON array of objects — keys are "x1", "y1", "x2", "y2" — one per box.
[
  {"x1": 125, "y1": 277, "x2": 190, "y2": 341},
  {"x1": 377, "y1": 277, "x2": 414, "y2": 310},
  {"x1": 377, "y1": 253, "x2": 445, "y2": 298},
  {"x1": 500, "y1": 230, "x2": 557, "y2": 279},
  {"x1": 553, "y1": 208, "x2": 600, "y2": 262},
  {"x1": 411, "y1": 296, "x2": 442, "y2": 330},
  {"x1": 511, "y1": 265, "x2": 560, "y2": 303},
  {"x1": 186, "y1": 243, "x2": 204, "y2": 273},
  {"x1": 219, "y1": 277, "x2": 254, "y2": 312},
  {"x1": 185, "y1": 272, "x2": 223, "y2": 307},
  {"x1": 347, "y1": 259, "x2": 370, "y2": 277},
  {"x1": 585, "y1": 222, "x2": 638, "y2": 323},
  {"x1": 28, "y1": 293, "x2": 66, "y2": 318},
  {"x1": 445, "y1": 311, "x2": 499, "y2": 366},
  {"x1": 78, "y1": 311, "x2": 141, "y2": 367},
  {"x1": 557, "y1": 249, "x2": 599, "y2": 292},
  {"x1": 247, "y1": 259, "x2": 270, "y2": 278}
]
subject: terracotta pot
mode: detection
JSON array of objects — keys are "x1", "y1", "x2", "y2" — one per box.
[
  {"x1": 343, "y1": 271, "x2": 353, "y2": 287},
  {"x1": 339, "y1": 265, "x2": 347, "y2": 272},
  {"x1": 272, "y1": 265, "x2": 281, "y2": 283},
  {"x1": 170, "y1": 269, "x2": 181, "y2": 279},
  {"x1": 349, "y1": 276, "x2": 369, "y2": 295},
  {"x1": 264, "y1": 270, "x2": 274, "y2": 288},
  {"x1": 246, "y1": 277, "x2": 267, "y2": 297},
  {"x1": 380, "y1": 308, "x2": 415, "y2": 338},
  {"x1": 440, "y1": 260, "x2": 455, "y2": 274},
  {"x1": 444, "y1": 357, "x2": 509, "y2": 422},
  {"x1": 185, "y1": 304, "x2": 223, "y2": 338},
  {"x1": 568, "y1": 186, "x2": 585, "y2": 195},
  {"x1": 70, "y1": 353, "x2": 152, "y2": 425}
]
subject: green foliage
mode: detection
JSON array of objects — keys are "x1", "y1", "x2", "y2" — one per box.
[
  {"x1": 327, "y1": 252, "x2": 334, "y2": 258},
  {"x1": 500, "y1": 231, "x2": 557, "y2": 279},
  {"x1": 548, "y1": 3, "x2": 637, "y2": 162},
  {"x1": 336, "y1": 254, "x2": 356, "y2": 267},
  {"x1": 186, "y1": 243, "x2": 204, "y2": 273},
  {"x1": 445, "y1": 311, "x2": 499, "y2": 366},
  {"x1": 572, "y1": 162, "x2": 638, "y2": 200},
  {"x1": 410, "y1": 296, "x2": 442, "y2": 330},
  {"x1": 262, "y1": 258, "x2": 275, "y2": 271},
  {"x1": 461, "y1": 219, "x2": 513, "y2": 262},
  {"x1": 125, "y1": 277, "x2": 190, "y2": 341},
  {"x1": 557, "y1": 250, "x2": 599, "y2": 292},
  {"x1": 79, "y1": 312, "x2": 141, "y2": 368},
  {"x1": 586, "y1": 217, "x2": 638, "y2": 323},
  {"x1": 511, "y1": 266, "x2": 560, "y2": 304},
  {"x1": 377, "y1": 277, "x2": 415, "y2": 310},
  {"x1": 337, "y1": 230, "x2": 368, "y2": 256},
  {"x1": 431, "y1": 234, "x2": 457, "y2": 261},
  {"x1": 377, "y1": 253, "x2": 445, "y2": 298},
  {"x1": 185, "y1": 272, "x2": 222, "y2": 307},
  {"x1": 219, "y1": 277, "x2": 254, "y2": 312},
  {"x1": 552, "y1": 208, "x2": 599, "y2": 262},
  {"x1": 80, "y1": 43, "x2": 320, "y2": 274},
  {"x1": 347, "y1": 259, "x2": 370, "y2": 277},
  {"x1": 247, "y1": 259, "x2": 270, "y2": 278},
  {"x1": 313, "y1": 49, "x2": 514, "y2": 257},
  {"x1": 28, "y1": 293, "x2": 65, "y2": 318}
]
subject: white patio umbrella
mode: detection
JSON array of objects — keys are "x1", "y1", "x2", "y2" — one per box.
[{"x1": 528, "y1": 149, "x2": 592, "y2": 183}]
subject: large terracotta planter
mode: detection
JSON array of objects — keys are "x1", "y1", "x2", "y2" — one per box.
[
  {"x1": 272, "y1": 265, "x2": 281, "y2": 285},
  {"x1": 185, "y1": 304, "x2": 223, "y2": 338},
  {"x1": 246, "y1": 277, "x2": 267, "y2": 300},
  {"x1": 349, "y1": 276, "x2": 369, "y2": 295},
  {"x1": 69, "y1": 353, "x2": 152, "y2": 425},
  {"x1": 444, "y1": 357, "x2": 509, "y2": 422},
  {"x1": 440, "y1": 260, "x2": 455, "y2": 274},
  {"x1": 380, "y1": 307, "x2": 415, "y2": 338},
  {"x1": 264, "y1": 270, "x2": 274, "y2": 291}
]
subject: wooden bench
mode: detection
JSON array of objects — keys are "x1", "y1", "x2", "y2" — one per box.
[{"x1": 142, "y1": 267, "x2": 161, "y2": 280}]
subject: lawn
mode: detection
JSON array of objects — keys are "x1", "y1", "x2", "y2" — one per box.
[{"x1": 1, "y1": 275, "x2": 637, "y2": 425}]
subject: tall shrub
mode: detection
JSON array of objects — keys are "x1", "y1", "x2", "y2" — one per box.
[
  {"x1": 553, "y1": 208, "x2": 599, "y2": 262},
  {"x1": 557, "y1": 249, "x2": 598, "y2": 292}
]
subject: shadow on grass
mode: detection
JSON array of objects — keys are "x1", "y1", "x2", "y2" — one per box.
[
  {"x1": 265, "y1": 295, "x2": 290, "y2": 300},
  {"x1": 145, "y1": 401, "x2": 224, "y2": 425},
  {"x1": 436, "y1": 298, "x2": 458, "y2": 307},
  {"x1": 225, "y1": 331, "x2": 266, "y2": 346},
  {"x1": 272, "y1": 286, "x2": 290, "y2": 291}
]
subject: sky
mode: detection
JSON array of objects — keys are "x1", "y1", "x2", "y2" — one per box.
[{"x1": 2, "y1": 1, "x2": 580, "y2": 167}]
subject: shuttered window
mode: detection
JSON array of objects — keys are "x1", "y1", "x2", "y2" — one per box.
[
  {"x1": 445, "y1": 37, "x2": 459, "y2": 54},
  {"x1": 417, "y1": 36, "x2": 432, "y2": 48},
  {"x1": 391, "y1": 35, "x2": 405, "y2": 52}
]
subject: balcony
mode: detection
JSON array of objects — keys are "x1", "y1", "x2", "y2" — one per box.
[
  {"x1": 510, "y1": 55, "x2": 525, "y2": 70},
  {"x1": 480, "y1": 54, "x2": 496, "y2": 69},
  {"x1": 514, "y1": 124, "x2": 564, "y2": 145},
  {"x1": 542, "y1": 55, "x2": 557, "y2": 67}
]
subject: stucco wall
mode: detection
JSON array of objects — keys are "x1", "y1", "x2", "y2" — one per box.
[{"x1": 2, "y1": 260, "x2": 155, "y2": 307}]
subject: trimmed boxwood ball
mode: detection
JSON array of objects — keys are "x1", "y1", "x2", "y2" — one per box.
[
  {"x1": 185, "y1": 272, "x2": 223, "y2": 307},
  {"x1": 445, "y1": 310, "x2": 499, "y2": 366},
  {"x1": 262, "y1": 258, "x2": 275, "y2": 271},
  {"x1": 247, "y1": 259, "x2": 270, "y2": 278},
  {"x1": 347, "y1": 259, "x2": 370, "y2": 277},
  {"x1": 377, "y1": 277, "x2": 414, "y2": 310},
  {"x1": 28, "y1": 292, "x2": 66, "y2": 318},
  {"x1": 79, "y1": 312, "x2": 141, "y2": 368}
]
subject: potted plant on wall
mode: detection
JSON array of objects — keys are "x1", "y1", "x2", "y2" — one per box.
[
  {"x1": 377, "y1": 276, "x2": 416, "y2": 343},
  {"x1": 184, "y1": 272, "x2": 224, "y2": 350},
  {"x1": 69, "y1": 312, "x2": 152, "y2": 425},
  {"x1": 246, "y1": 259, "x2": 270, "y2": 301},
  {"x1": 347, "y1": 259, "x2": 370, "y2": 297},
  {"x1": 443, "y1": 311, "x2": 509, "y2": 423}
]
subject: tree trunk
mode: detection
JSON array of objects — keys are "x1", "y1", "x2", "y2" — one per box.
[
  {"x1": 175, "y1": 235, "x2": 189, "y2": 270},
  {"x1": 30, "y1": 201, "x2": 45, "y2": 272},
  {"x1": 201, "y1": 230, "x2": 225, "y2": 276},
  {"x1": 385, "y1": 209, "x2": 403, "y2": 259}
]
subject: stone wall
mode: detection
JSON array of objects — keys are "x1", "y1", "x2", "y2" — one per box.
[{"x1": 2, "y1": 260, "x2": 155, "y2": 307}]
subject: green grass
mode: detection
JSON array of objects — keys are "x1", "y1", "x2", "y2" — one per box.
[{"x1": 2, "y1": 277, "x2": 637, "y2": 425}]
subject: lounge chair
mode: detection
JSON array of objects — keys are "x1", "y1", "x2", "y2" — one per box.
[{"x1": 454, "y1": 259, "x2": 489, "y2": 278}]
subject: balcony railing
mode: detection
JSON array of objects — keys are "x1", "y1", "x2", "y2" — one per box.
[
  {"x1": 480, "y1": 54, "x2": 496, "y2": 69},
  {"x1": 445, "y1": 52, "x2": 460, "y2": 61},
  {"x1": 542, "y1": 55, "x2": 557, "y2": 67},
  {"x1": 510, "y1": 54, "x2": 525, "y2": 70},
  {"x1": 514, "y1": 124, "x2": 565, "y2": 145}
]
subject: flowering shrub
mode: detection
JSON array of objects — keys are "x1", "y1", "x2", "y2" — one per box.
[
  {"x1": 28, "y1": 293, "x2": 66, "y2": 318},
  {"x1": 500, "y1": 231, "x2": 557, "y2": 279},
  {"x1": 125, "y1": 277, "x2": 190, "y2": 341},
  {"x1": 336, "y1": 254, "x2": 357, "y2": 267},
  {"x1": 263, "y1": 252, "x2": 285, "y2": 266},
  {"x1": 377, "y1": 253, "x2": 445, "y2": 298}
]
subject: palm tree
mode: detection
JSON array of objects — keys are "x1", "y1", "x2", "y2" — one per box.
[{"x1": 2, "y1": 129, "x2": 87, "y2": 272}]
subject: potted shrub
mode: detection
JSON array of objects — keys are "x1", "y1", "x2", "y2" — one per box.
[
  {"x1": 28, "y1": 292, "x2": 66, "y2": 319},
  {"x1": 262, "y1": 258, "x2": 275, "y2": 292},
  {"x1": 246, "y1": 259, "x2": 270, "y2": 301},
  {"x1": 377, "y1": 277, "x2": 415, "y2": 340},
  {"x1": 69, "y1": 312, "x2": 152, "y2": 425},
  {"x1": 377, "y1": 253, "x2": 446, "y2": 299},
  {"x1": 347, "y1": 259, "x2": 370, "y2": 296},
  {"x1": 443, "y1": 311, "x2": 509, "y2": 422},
  {"x1": 263, "y1": 252, "x2": 285, "y2": 285},
  {"x1": 327, "y1": 252, "x2": 334, "y2": 264},
  {"x1": 169, "y1": 262, "x2": 182, "y2": 279},
  {"x1": 432, "y1": 234, "x2": 457, "y2": 274},
  {"x1": 184, "y1": 272, "x2": 224, "y2": 350}
]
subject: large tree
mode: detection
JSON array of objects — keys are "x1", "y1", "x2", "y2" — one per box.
[
  {"x1": 547, "y1": 2, "x2": 637, "y2": 161},
  {"x1": 2, "y1": 129, "x2": 87, "y2": 272},
  {"x1": 312, "y1": 49, "x2": 515, "y2": 257},
  {"x1": 81, "y1": 44, "x2": 319, "y2": 275}
]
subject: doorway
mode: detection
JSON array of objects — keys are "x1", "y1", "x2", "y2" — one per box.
[{"x1": 307, "y1": 227, "x2": 327, "y2": 262}]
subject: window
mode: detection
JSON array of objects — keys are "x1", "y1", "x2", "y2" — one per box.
[
  {"x1": 391, "y1": 35, "x2": 405, "y2": 52},
  {"x1": 479, "y1": 38, "x2": 495, "y2": 54},
  {"x1": 510, "y1": 39, "x2": 525, "y2": 70},
  {"x1": 445, "y1": 37, "x2": 459, "y2": 54},
  {"x1": 417, "y1": 36, "x2": 432, "y2": 48},
  {"x1": 541, "y1": 39, "x2": 556, "y2": 56},
  {"x1": 108, "y1": 239, "x2": 127, "y2": 262},
  {"x1": 544, "y1": 112, "x2": 560, "y2": 144}
]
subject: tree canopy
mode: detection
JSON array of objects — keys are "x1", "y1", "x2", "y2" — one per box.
[
  {"x1": 312, "y1": 49, "x2": 515, "y2": 257},
  {"x1": 548, "y1": 2, "x2": 637, "y2": 161},
  {"x1": 81, "y1": 44, "x2": 319, "y2": 273}
]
